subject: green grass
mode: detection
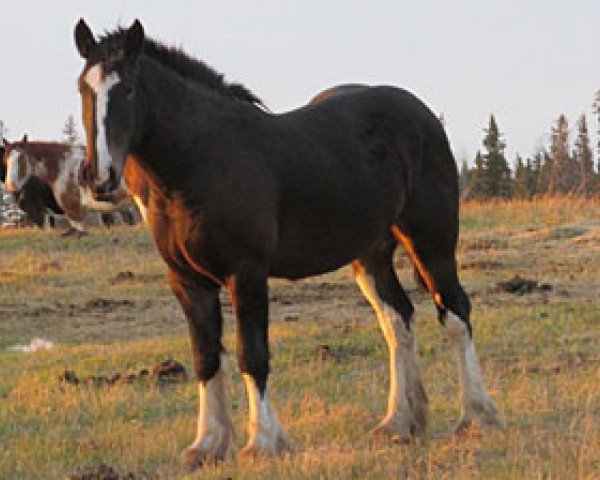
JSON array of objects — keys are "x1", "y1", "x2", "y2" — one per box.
[{"x1": 1, "y1": 198, "x2": 599, "y2": 479}]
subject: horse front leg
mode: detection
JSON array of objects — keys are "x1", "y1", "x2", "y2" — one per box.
[
  {"x1": 169, "y1": 272, "x2": 234, "y2": 470},
  {"x1": 228, "y1": 261, "x2": 291, "y2": 457}
]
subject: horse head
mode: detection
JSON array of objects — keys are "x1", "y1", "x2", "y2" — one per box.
[
  {"x1": 75, "y1": 18, "x2": 145, "y2": 198},
  {"x1": 3, "y1": 134, "x2": 32, "y2": 193}
]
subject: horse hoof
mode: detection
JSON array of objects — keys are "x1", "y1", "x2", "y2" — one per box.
[
  {"x1": 182, "y1": 448, "x2": 205, "y2": 472},
  {"x1": 181, "y1": 445, "x2": 226, "y2": 472},
  {"x1": 239, "y1": 433, "x2": 292, "y2": 459},
  {"x1": 453, "y1": 401, "x2": 501, "y2": 435},
  {"x1": 370, "y1": 418, "x2": 412, "y2": 445}
]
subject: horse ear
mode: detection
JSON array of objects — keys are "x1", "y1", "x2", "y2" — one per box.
[
  {"x1": 1, "y1": 137, "x2": 8, "y2": 147},
  {"x1": 21, "y1": 134, "x2": 28, "y2": 144},
  {"x1": 75, "y1": 18, "x2": 97, "y2": 59},
  {"x1": 125, "y1": 19, "x2": 144, "y2": 61}
]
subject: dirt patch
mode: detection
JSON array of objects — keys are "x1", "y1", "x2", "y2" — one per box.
[
  {"x1": 547, "y1": 226, "x2": 588, "y2": 240},
  {"x1": 84, "y1": 298, "x2": 136, "y2": 311},
  {"x1": 500, "y1": 352, "x2": 600, "y2": 375},
  {"x1": 37, "y1": 260, "x2": 62, "y2": 272},
  {"x1": 109, "y1": 271, "x2": 165, "y2": 285},
  {"x1": 461, "y1": 237, "x2": 509, "y2": 251},
  {"x1": 492, "y1": 275, "x2": 552, "y2": 295},
  {"x1": 66, "y1": 463, "x2": 157, "y2": 480},
  {"x1": 460, "y1": 260, "x2": 503, "y2": 270},
  {"x1": 58, "y1": 359, "x2": 188, "y2": 387}
]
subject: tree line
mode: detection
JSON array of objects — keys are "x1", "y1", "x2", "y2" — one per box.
[{"x1": 460, "y1": 89, "x2": 600, "y2": 200}]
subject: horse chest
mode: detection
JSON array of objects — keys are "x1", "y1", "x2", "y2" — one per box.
[{"x1": 147, "y1": 198, "x2": 227, "y2": 283}]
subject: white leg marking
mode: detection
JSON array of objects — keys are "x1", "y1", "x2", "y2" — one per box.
[
  {"x1": 354, "y1": 270, "x2": 427, "y2": 438},
  {"x1": 5, "y1": 150, "x2": 29, "y2": 192},
  {"x1": 186, "y1": 368, "x2": 234, "y2": 462},
  {"x1": 241, "y1": 374, "x2": 289, "y2": 456},
  {"x1": 84, "y1": 64, "x2": 121, "y2": 184},
  {"x1": 445, "y1": 311, "x2": 498, "y2": 430}
]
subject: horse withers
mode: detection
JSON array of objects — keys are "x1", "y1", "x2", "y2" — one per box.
[{"x1": 74, "y1": 19, "x2": 499, "y2": 468}]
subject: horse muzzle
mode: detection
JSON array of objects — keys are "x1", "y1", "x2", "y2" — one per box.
[{"x1": 81, "y1": 163, "x2": 121, "y2": 199}]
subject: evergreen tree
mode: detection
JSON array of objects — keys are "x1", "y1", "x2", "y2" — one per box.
[
  {"x1": 458, "y1": 158, "x2": 471, "y2": 200},
  {"x1": 536, "y1": 149, "x2": 554, "y2": 195},
  {"x1": 549, "y1": 115, "x2": 579, "y2": 193},
  {"x1": 482, "y1": 115, "x2": 512, "y2": 198},
  {"x1": 62, "y1": 115, "x2": 80, "y2": 146},
  {"x1": 573, "y1": 114, "x2": 595, "y2": 196},
  {"x1": 0, "y1": 120, "x2": 7, "y2": 140},
  {"x1": 469, "y1": 150, "x2": 489, "y2": 199},
  {"x1": 525, "y1": 157, "x2": 537, "y2": 197},
  {"x1": 593, "y1": 89, "x2": 600, "y2": 173},
  {"x1": 513, "y1": 155, "x2": 530, "y2": 199}
]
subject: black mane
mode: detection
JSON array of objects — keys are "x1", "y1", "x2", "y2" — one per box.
[{"x1": 94, "y1": 28, "x2": 264, "y2": 107}]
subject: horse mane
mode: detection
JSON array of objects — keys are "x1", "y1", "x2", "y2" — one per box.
[{"x1": 95, "y1": 28, "x2": 265, "y2": 108}]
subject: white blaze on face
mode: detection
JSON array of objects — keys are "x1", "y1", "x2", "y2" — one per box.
[
  {"x1": 84, "y1": 64, "x2": 121, "y2": 184},
  {"x1": 5, "y1": 150, "x2": 29, "y2": 192}
]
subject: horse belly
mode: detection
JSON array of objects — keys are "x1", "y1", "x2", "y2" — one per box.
[{"x1": 269, "y1": 212, "x2": 390, "y2": 279}]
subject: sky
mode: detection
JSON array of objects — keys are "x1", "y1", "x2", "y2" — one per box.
[{"x1": 1, "y1": 0, "x2": 599, "y2": 166}]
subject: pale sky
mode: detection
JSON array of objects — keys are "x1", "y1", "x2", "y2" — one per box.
[{"x1": 1, "y1": 0, "x2": 598, "y2": 165}]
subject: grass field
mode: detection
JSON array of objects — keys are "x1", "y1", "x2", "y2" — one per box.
[{"x1": 1, "y1": 197, "x2": 599, "y2": 479}]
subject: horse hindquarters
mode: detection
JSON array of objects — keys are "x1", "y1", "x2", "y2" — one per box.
[{"x1": 394, "y1": 147, "x2": 499, "y2": 431}]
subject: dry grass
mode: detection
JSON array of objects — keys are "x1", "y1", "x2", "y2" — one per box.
[{"x1": 0, "y1": 198, "x2": 599, "y2": 479}]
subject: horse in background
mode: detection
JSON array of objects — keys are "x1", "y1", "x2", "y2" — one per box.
[
  {"x1": 2, "y1": 136, "x2": 146, "y2": 233},
  {"x1": 2, "y1": 138, "x2": 63, "y2": 227},
  {"x1": 75, "y1": 19, "x2": 499, "y2": 470}
]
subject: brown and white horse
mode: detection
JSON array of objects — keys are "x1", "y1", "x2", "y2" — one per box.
[{"x1": 2, "y1": 136, "x2": 147, "y2": 232}]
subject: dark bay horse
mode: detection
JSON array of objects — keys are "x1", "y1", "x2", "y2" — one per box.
[{"x1": 74, "y1": 19, "x2": 498, "y2": 468}]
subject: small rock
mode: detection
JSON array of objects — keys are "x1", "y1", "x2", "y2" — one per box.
[
  {"x1": 316, "y1": 344, "x2": 334, "y2": 362},
  {"x1": 58, "y1": 370, "x2": 80, "y2": 385}
]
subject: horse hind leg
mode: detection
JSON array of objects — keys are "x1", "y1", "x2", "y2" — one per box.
[
  {"x1": 392, "y1": 225, "x2": 499, "y2": 433},
  {"x1": 352, "y1": 243, "x2": 428, "y2": 442}
]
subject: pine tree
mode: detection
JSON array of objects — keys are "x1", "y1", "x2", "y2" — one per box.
[
  {"x1": 525, "y1": 157, "x2": 537, "y2": 197},
  {"x1": 482, "y1": 115, "x2": 512, "y2": 198},
  {"x1": 513, "y1": 155, "x2": 530, "y2": 199},
  {"x1": 573, "y1": 114, "x2": 595, "y2": 196},
  {"x1": 0, "y1": 120, "x2": 7, "y2": 140},
  {"x1": 593, "y1": 89, "x2": 600, "y2": 174},
  {"x1": 549, "y1": 115, "x2": 579, "y2": 194},
  {"x1": 536, "y1": 149, "x2": 554, "y2": 195},
  {"x1": 469, "y1": 150, "x2": 489, "y2": 199},
  {"x1": 62, "y1": 115, "x2": 80, "y2": 146},
  {"x1": 458, "y1": 158, "x2": 471, "y2": 200}
]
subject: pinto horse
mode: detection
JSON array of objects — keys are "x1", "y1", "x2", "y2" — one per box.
[
  {"x1": 2, "y1": 137, "x2": 147, "y2": 232},
  {"x1": 74, "y1": 19, "x2": 499, "y2": 467},
  {"x1": 2, "y1": 137, "x2": 64, "y2": 227}
]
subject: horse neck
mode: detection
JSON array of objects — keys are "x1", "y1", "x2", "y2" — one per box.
[{"x1": 133, "y1": 58, "x2": 253, "y2": 168}]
